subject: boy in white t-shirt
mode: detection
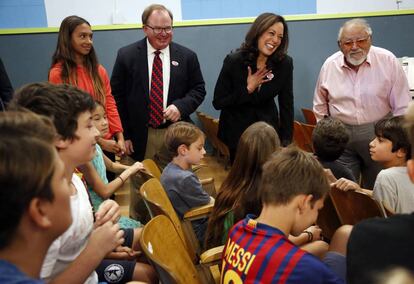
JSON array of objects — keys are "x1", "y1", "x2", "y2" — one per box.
[
  {"x1": 10, "y1": 83, "x2": 156, "y2": 283},
  {"x1": 334, "y1": 116, "x2": 414, "y2": 214}
]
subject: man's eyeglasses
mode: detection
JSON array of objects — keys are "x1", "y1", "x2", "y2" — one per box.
[
  {"x1": 340, "y1": 37, "x2": 370, "y2": 48},
  {"x1": 146, "y1": 25, "x2": 173, "y2": 34}
]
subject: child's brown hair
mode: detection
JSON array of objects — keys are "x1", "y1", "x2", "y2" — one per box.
[
  {"x1": 164, "y1": 122, "x2": 204, "y2": 156},
  {"x1": 260, "y1": 147, "x2": 329, "y2": 207}
]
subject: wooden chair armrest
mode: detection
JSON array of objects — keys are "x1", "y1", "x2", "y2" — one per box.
[
  {"x1": 200, "y1": 177, "x2": 214, "y2": 185},
  {"x1": 183, "y1": 201, "x2": 214, "y2": 221},
  {"x1": 200, "y1": 245, "x2": 224, "y2": 264},
  {"x1": 201, "y1": 177, "x2": 217, "y2": 198},
  {"x1": 192, "y1": 164, "x2": 208, "y2": 173}
]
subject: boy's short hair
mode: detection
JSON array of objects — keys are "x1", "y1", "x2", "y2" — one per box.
[
  {"x1": 312, "y1": 117, "x2": 349, "y2": 162},
  {"x1": 164, "y1": 121, "x2": 204, "y2": 156},
  {"x1": 0, "y1": 111, "x2": 57, "y2": 249},
  {"x1": 375, "y1": 116, "x2": 411, "y2": 160},
  {"x1": 260, "y1": 147, "x2": 329, "y2": 206},
  {"x1": 9, "y1": 82, "x2": 95, "y2": 140}
]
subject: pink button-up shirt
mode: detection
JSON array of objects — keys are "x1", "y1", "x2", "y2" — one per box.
[{"x1": 313, "y1": 46, "x2": 410, "y2": 125}]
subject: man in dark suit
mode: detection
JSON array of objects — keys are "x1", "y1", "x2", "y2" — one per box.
[
  {"x1": 111, "y1": 4, "x2": 205, "y2": 222},
  {"x1": 0, "y1": 58, "x2": 13, "y2": 111},
  {"x1": 111, "y1": 4, "x2": 206, "y2": 163}
]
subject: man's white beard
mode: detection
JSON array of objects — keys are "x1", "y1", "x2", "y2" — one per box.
[{"x1": 346, "y1": 51, "x2": 367, "y2": 67}]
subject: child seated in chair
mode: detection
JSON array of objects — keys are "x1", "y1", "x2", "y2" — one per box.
[
  {"x1": 88, "y1": 100, "x2": 144, "y2": 229},
  {"x1": 312, "y1": 117, "x2": 356, "y2": 181},
  {"x1": 333, "y1": 116, "x2": 414, "y2": 214},
  {"x1": 160, "y1": 122, "x2": 213, "y2": 245},
  {"x1": 221, "y1": 147, "x2": 350, "y2": 283}
]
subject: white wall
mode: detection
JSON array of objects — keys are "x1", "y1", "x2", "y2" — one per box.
[
  {"x1": 44, "y1": 0, "x2": 414, "y2": 27},
  {"x1": 44, "y1": 0, "x2": 182, "y2": 27},
  {"x1": 317, "y1": 0, "x2": 414, "y2": 14}
]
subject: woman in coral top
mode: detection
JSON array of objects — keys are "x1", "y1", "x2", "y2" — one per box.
[{"x1": 49, "y1": 15, "x2": 125, "y2": 155}]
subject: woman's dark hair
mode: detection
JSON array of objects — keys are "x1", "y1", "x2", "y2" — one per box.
[
  {"x1": 240, "y1": 13, "x2": 289, "y2": 65},
  {"x1": 50, "y1": 15, "x2": 105, "y2": 103},
  {"x1": 204, "y1": 122, "x2": 280, "y2": 248}
]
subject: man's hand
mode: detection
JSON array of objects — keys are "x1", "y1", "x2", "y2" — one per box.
[
  {"x1": 164, "y1": 104, "x2": 181, "y2": 122},
  {"x1": 124, "y1": 140, "x2": 134, "y2": 155}
]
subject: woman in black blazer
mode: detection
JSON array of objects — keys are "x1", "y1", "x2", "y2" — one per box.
[{"x1": 213, "y1": 13, "x2": 293, "y2": 162}]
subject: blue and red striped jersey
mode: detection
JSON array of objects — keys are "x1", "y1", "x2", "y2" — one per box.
[{"x1": 221, "y1": 215, "x2": 344, "y2": 284}]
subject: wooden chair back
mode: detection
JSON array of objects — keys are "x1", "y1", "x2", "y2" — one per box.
[
  {"x1": 316, "y1": 194, "x2": 342, "y2": 241},
  {"x1": 140, "y1": 215, "x2": 201, "y2": 284},
  {"x1": 212, "y1": 119, "x2": 230, "y2": 157},
  {"x1": 142, "y1": 159, "x2": 162, "y2": 180},
  {"x1": 300, "y1": 122, "x2": 315, "y2": 152},
  {"x1": 140, "y1": 179, "x2": 187, "y2": 245},
  {"x1": 301, "y1": 108, "x2": 317, "y2": 125},
  {"x1": 140, "y1": 178, "x2": 199, "y2": 261},
  {"x1": 197, "y1": 111, "x2": 217, "y2": 149},
  {"x1": 197, "y1": 111, "x2": 230, "y2": 167},
  {"x1": 329, "y1": 187, "x2": 385, "y2": 225},
  {"x1": 293, "y1": 121, "x2": 312, "y2": 152}
]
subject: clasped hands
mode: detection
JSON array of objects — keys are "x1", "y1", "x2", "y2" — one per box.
[{"x1": 91, "y1": 200, "x2": 140, "y2": 260}]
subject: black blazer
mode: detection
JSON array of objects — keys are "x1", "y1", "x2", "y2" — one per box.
[
  {"x1": 0, "y1": 58, "x2": 13, "y2": 111},
  {"x1": 111, "y1": 39, "x2": 206, "y2": 161},
  {"x1": 213, "y1": 50, "x2": 293, "y2": 150}
]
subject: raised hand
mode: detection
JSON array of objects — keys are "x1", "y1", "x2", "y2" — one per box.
[{"x1": 246, "y1": 66, "x2": 273, "y2": 94}]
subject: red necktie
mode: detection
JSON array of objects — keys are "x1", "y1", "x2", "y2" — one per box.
[{"x1": 149, "y1": 50, "x2": 163, "y2": 128}]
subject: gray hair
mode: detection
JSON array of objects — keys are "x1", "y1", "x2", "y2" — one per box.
[{"x1": 337, "y1": 18, "x2": 373, "y2": 41}]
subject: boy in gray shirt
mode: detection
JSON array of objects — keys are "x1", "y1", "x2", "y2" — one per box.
[{"x1": 161, "y1": 122, "x2": 212, "y2": 244}]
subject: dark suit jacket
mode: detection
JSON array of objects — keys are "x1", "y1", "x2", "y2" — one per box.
[
  {"x1": 0, "y1": 58, "x2": 13, "y2": 111},
  {"x1": 213, "y1": 50, "x2": 293, "y2": 151},
  {"x1": 111, "y1": 39, "x2": 206, "y2": 161}
]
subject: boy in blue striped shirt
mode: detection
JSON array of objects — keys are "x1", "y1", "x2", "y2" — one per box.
[{"x1": 221, "y1": 147, "x2": 350, "y2": 283}]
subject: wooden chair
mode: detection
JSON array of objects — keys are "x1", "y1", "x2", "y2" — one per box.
[
  {"x1": 293, "y1": 121, "x2": 313, "y2": 152},
  {"x1": 316, "y1": 194, "x2": 341, "y2": 241},
  {"x1": 212, "y1": 119, "x2": 230, "y2": 168},
  {"x1": 139, "y1": 178, "x2": 216, "y2": 263},
  {"x1": 140, "y1": 215, "x2": 221, "y2": 284},
  {"x1": 142, "y1": 158, "x2": 162, "y2": 179},
  {"x1": 301, "y1": 108, "x2": 317, "y2": 125},
  {"x1": 300, "y1": 122, "x2": 315, "y2": 152},
  {"x1": 197, "y1": 111, "x2": 217, "y2": 152},
  {"x1": 329, "y1": 187, "x2": 385, "y2": 225},
  {"x1": 196, "y1": 111, "x2": 230, "y2": 169}
]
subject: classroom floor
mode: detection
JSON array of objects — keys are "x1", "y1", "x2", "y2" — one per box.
[{"x1": 114, "y1": 154, "x2": 229, "y2": 218}]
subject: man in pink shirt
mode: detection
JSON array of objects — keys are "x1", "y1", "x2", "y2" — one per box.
[{"x1": 313, "y1": 18, "x2": 410, "y2": 189}]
